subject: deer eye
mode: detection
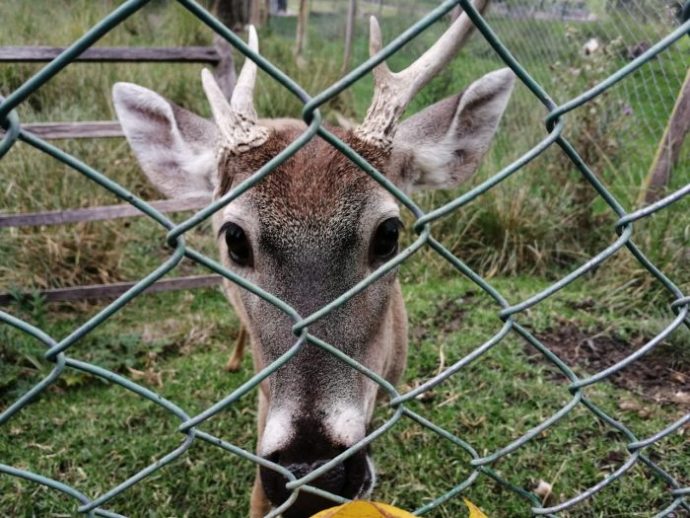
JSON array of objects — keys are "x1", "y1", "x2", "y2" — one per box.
[
  {"x1": 223, "y1": 222, "x2": 252, "y2": 267},
  {"x1": 371, "y1": 218, "x2": 401, "y2": 262}
]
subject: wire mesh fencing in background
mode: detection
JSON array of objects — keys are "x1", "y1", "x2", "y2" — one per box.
[
  {"x1": 474, "y1": 0, "x2": 688, "y2": 194},
  {"x1": 321, "y1": 0, "x2": 688, "y2": 199},
  {"x1": 1, "y1": 0, "x2": 689, "y2": 516}
]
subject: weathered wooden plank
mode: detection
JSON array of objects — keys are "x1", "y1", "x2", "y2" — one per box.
[
  {"x1": 0, "y1": 46, "x2": 221, "y2": 63},
  {"x1": 0, "y1": 275, "x2": 223, "y2": 305},
  {"x1": 16, "y1": 121, "x2": 124, "y2": 139},
  {"x1": 0, "y1": 196, "x2": 212, "y2": 228},
  {"x1": 640, "y1": 68, "x2": 690, "y2": 204},
  {"x1": 211, "y1": 35, "x2": 236, "y2": 99}
]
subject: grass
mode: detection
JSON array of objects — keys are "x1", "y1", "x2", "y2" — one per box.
[
  {"x1": 1, "y1": 0, "x2": 689, "y2": 516},
  {"x1": 1, "y1": 274, "x2": 688, "y2": 516},
  {"x1": 3, "y1": 0, "x2": 688, "y2": 292}
]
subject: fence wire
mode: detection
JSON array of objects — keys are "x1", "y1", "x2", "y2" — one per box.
[
  {"x1": 485, "y1": 0, "x2": 689, "y2": 181},
  {"x1": 1, "y1": 0, "x2": 689, "y2": 516}
]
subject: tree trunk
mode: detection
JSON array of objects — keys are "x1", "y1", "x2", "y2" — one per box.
[
  {"x1": 214, "y1": 0, "x2": 249, "y2": 30},
  {"x1": 341, "y1": 0, "x2": 357, "y2": 74},
  {"x1": 295, "y1": 0, "x2": 309, "y2": 59}
]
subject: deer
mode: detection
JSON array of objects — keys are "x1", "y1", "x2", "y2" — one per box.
[{"x1": 112, "y1": 2, "x2": 514, "y2": 516}]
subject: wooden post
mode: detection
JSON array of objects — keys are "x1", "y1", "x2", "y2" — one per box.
[
  {"x1": 214, "y1": 0, "x2": 249, "y2": 30},
  {"x1": 295, "y1": 0, "x2": 309, "y2": 61},
  {"x1": 341, "y1": 0, "x2": 357, "y2": 75},
  {"x1": 639, "y1": 68, "x2": 690, "y2": 205},
  {"x1": 262, "y1": 0, "x2": 271, "y2": 25},
  {"x1": 212, "y1": 35, "x2": 236, "y2": 99},
  {"x1": 449, "y1": 4, "x2": 462, "y2": 22},
  {"x1": 249, "y1": 0, "x2": 265, "y2": 26}
]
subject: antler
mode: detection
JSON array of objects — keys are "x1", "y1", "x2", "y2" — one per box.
[
  {"x1": 355, "y1": 0, "x2": 489, "y2": 149},
  {"x1": 201, "y1": 25, "x2": 268, "y2": 155}
]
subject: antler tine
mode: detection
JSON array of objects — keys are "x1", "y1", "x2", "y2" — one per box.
[
  {"x1": 398, "y1": 0, "x2": 488, "y2": 93},
  {"x1": 368, "y1": 16, "x2": 392, "y2": 85},
  {"x1": 201, "y1": 67, "x2": 235, "y2": 137},
  {"x1": 356, "y1": 0, "x2": 489, "y2": 149},
  {"x1": 231, "y1": 25, "x2": 260, "y2": 120},
  {"x1": 201, "y1": 26, "x2": 268, "y2": 154}
]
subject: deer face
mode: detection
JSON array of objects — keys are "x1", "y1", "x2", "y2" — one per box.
[
  {"x1": 114, "y1": 8, "x2": 514, "y2": 515},
  {"x1": 218, "y1": 133, "x2": 403, "y2": 515}
]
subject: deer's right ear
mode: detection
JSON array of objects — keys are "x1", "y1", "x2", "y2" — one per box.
[{"x1": 113, "y1": 82, "x2": 218, "y2": 199}]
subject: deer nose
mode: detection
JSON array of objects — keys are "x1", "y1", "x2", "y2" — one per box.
[{"x1": 260, "y1": 447, "x2": 371, "y2": 518}]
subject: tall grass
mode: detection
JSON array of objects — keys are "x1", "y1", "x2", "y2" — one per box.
[{"x1": 1, "y1": 0, "x2": 688, "y2": 300}]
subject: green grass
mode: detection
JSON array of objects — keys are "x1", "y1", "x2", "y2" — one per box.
[
  {"x1": 1, "y1": 0, "x2": 689, "y2": 516},
  {"x1": 1, "y1": 274, "x2": 688, "y2": 516}
]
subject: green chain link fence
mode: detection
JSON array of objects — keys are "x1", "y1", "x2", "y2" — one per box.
[{"x1": 1, "y1": 0, "x2": 689, "y2": 516}]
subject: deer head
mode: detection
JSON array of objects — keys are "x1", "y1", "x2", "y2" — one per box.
[{"x1": 113, "y1": 5, "x2": 514, "y2": 516}]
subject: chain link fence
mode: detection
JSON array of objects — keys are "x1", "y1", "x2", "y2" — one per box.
[
  {"x1": 318, "y1": 0, "x2": 689, "y2": 201},
  {"x1": 1, "y1": 0, "x2": 689, "y2": 516}
]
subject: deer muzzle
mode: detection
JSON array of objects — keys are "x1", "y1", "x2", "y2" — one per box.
[{"x1": 260, "y1": 445, "x2": 372, "y2": 517}]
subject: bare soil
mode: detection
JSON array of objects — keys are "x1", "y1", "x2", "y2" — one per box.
[{"x1": 533, "y1": 321, "x2": 690, "y2": 409}]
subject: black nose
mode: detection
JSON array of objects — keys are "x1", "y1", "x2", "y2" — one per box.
[{"x1": 260, "y1": 446, "x2": 371, "y2": 518}]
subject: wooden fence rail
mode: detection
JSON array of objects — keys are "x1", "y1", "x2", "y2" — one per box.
[
  {"x1": 0, "y1": 46, "x2": 223, "y2": 63},
  {"x1": 1, "y1": 39, "x2": 235, "y2": 304},
  {"x1": 0, "y1": 275, "x2": 223, "y2": 305},
  {"x1": 15, "y1": 121, "x2": 125, "y2": 139},
  {"x1": 0, "y1": 196, "x2": 211, "y2": 228}
]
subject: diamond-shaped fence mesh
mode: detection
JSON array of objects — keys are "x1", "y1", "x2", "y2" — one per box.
[{"x1": 1, "y1": 0, "x2": 689, "y2": 516}]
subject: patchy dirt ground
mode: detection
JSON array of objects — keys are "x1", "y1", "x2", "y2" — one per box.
[
  {"x1": 533, "y1": 321, "x2": 690, "y2": 410},
  {"x1": 409, "y1": 290, "x2": 690, "y2": 411}
]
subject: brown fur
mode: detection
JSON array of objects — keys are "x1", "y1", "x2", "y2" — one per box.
[
  {"x1": 211, "y1": 127, "x2": 409, "y2": 518},
  {"x1": 218, "y1": 128, "x2": 391, "y2": 205}
]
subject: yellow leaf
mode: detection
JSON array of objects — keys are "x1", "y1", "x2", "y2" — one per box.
[
  {"x1": 463, "y1": 497, "x2": 489, "y2": 518},
  {"x1": 310, "y1": 500, "x2": 417, "y2": 518},
  {"x1": 309, "y1": 499, "x2": 489, "y2": 518}
]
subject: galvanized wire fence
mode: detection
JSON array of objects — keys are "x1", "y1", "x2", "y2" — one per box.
[
  {"x1": 485, "y1": 0, "x2": 689, "y2": 192},
  {"x1": 1, "y1": 0, "x2": 689, "y2": 516}
]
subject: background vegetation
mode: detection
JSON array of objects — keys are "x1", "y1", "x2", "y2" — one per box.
[{"x1": 1, "y1": 0, "x2": 688, "y2": 516}]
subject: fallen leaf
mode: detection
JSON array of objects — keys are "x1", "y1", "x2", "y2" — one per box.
[
  {"x1": 310, "y1": 499, "x2": 489, "y2": 518},
  {"x1": 309, "y1": 500, "x2": 416, "y2": 518},
  {"x1": 464, "y1": 498, "x2": 489, "y2": 518}
]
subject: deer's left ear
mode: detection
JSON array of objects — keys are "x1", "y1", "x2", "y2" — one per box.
[{"x1": 391, "y1": 68, "x2": 515, "y2": 193}]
